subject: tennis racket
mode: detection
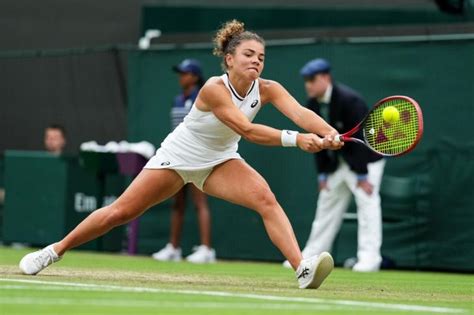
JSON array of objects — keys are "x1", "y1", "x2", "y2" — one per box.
[{"x1": 335, "y1": 95, "x2": 423, "y2": 157}]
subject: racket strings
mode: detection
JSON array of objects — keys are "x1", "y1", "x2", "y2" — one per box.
[{"x1": 364, "y1": 99, "x2": 420, "y2": 155}]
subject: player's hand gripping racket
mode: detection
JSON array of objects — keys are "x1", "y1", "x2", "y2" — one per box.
[{"x1": 335, "y1": 95, "x2": 423, "y2": 157}]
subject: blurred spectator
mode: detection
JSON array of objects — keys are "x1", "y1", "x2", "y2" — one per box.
[
  {"x1": 151, "y1": 59, "x2": 216, "y2": 264},
  {"x1": 44, "y1": 124, "x2": 66, "y2": 155}
]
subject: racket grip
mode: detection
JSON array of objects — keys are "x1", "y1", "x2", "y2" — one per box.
[{"x1": 335, "y1": 135, "x2": 343, "y2": 142}]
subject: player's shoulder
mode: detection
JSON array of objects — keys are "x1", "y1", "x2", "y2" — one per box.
[
  {"x1": 198, "y1": 75, "x2": 230, "y2": 104},
  {"x1": 258, "y1": 77, "x2": 283, "y2": 94},
  {"x1": 200, "y1": 76, "x2": 226, "y2": 94},
  {"x1": 257, "y1": 78, "x2": 283, "y2": 103},
  {"x1": 258, "y1": 77, "x2": 278, "y2": 88},
  {"x1": 203, "y1": 75, "x2": 225, "y2": 87}
]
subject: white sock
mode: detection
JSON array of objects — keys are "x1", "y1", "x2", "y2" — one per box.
[{"x1": 47, "y1": 244, "x2": 60, "y2": 258}]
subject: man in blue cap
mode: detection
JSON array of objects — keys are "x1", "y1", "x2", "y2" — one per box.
[
  {"x1": 152, "y1": 58, "x2": 217, "y2": 264},
  {"x1": 284, "y1": 58, "x2": 385, "y2": 272}
]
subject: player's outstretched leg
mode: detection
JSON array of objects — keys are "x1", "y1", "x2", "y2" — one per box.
[
  {"x1": 203, "y1": 159, "x2": 333, "y2": 289},
  {"x1": 19, "y1": 169, "x2": 184, "y2": 275}
]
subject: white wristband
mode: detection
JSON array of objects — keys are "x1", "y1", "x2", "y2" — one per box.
[{"x1": 281, "y1": 130, "x2": 299, "y2": 147}]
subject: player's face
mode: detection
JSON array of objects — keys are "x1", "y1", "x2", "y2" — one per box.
[
  {"x1": 226, "y1": 40, "x2": 265, "y2": 81},
  {"x1": 304, "y1": 74, "x2": 330, "y2": 99},
  {"x1": 44, "y1": 128, "x2": 66, "y2": 154}
]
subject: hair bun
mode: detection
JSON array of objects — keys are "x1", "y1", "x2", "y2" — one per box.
[
  {"x1": 212, "y1": 20, "x2": 264, "y2": 71},
  {"x1": 213, "y1": 20, "x2": 245, "y2": 57}
]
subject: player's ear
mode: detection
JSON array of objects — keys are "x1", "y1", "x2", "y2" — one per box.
[{"x1": 225, "y1": 53, "x2": 233, "y2": 69}]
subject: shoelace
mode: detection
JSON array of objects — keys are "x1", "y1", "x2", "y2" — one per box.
[{"x1": 32, "y1": 250, "x2": 53, "y2": 269}]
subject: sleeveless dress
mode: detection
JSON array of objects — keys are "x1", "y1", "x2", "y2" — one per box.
[{"x1": 144, "y1": 73, "x2": 262, "y2": 189}]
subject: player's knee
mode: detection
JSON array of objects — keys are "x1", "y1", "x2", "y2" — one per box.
[
  {"x1": 103, "y1": 204, "x2": 134, "y2": 227},
  {"x1": 255, "y1": 189, "x2": 278, "y2": 215}
]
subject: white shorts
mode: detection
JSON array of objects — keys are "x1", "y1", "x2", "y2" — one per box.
[
  {"x1": 145, "y1": 148, "x2": 240, "y2": 191},
  {"x1": 144, "y1": 124, "x2": 243, "y2": 191},
  {"x1": 174, "y1": 168, "x2": 214, "y2": 191}
]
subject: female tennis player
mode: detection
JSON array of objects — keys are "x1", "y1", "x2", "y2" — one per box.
[{"x1": 20, "y1": 20, "x2": 343, "y2": 289}]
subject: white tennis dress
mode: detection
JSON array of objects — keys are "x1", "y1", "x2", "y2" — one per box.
[{"x1": 144, "y1": 73, "x2": 261, "y2": 190}]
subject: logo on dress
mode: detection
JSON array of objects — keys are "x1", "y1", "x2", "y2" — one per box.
[
  {"x1": 160, "y1": 161, "x2": 171, "y2": 166},
  {"x1": 250, "y1": 100, "x2": 259, "y2": 108}
]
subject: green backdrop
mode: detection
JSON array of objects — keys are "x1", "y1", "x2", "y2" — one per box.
[
  {"x1": 127, "y1": 39, "x2": 474, "y2": 271},
  {"x1": 141, "y1": 5, "x2": 473, "y2": 35},
  {"x1": 2, "y1": 151, "x2": 124, "y2": 251}
]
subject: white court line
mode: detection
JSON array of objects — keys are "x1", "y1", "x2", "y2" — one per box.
[
  {"x1": 0, "y1": 278, "x2": 466, "y2": 314},
  {"x1": 0, "y1": 294, "x2": 344, "y2": 311}
]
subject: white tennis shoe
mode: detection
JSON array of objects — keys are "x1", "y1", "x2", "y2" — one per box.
[
  {"x1": 19, "y1": 244, "x2": 62, "y2": 275},
  {"x1": 296, "y1": 252, "x2": 334, "y2": 289},
  {"x1": 151, "y1": 243, "x2": 182, "y2": 262},
  {"x1": 186, "y1": 245, "x2": 216, "y2": 264}
]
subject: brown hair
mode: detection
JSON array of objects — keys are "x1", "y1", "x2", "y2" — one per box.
[{"x1": 213, "y1": 20, "x2": 265, "y2": 70}]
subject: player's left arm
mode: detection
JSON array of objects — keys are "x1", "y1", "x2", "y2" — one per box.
[
  {"x1": 261, "y1": 79, "x2": 331, "y2": 134},
  {"x1": 260, "y1": 79, "x2": 342, "y2": 148}
]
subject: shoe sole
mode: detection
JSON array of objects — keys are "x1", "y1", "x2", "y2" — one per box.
[{"x1": 304, "y1": 252, "x2": 334, "y2": 289}]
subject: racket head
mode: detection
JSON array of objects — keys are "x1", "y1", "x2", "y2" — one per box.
[{"x1": 362, "y1": 95, "x2": 424, "y2": 157}]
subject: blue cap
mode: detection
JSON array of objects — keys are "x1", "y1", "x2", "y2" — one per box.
[
  {"x1": 173, "y1": 59, "x2": 203, "y2": 78},
  {"x1": 300, "y1": 58, "x2": 331, "y2": 77}
]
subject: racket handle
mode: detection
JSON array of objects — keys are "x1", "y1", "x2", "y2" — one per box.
[{"x1": 335, "y1": 135, "x2": 343, "y2": 142}]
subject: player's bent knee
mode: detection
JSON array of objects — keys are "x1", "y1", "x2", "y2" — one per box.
[
  {"x1": 103, "y1": 204, "x2": 137, "y2": 227},
  {"x1": 254, "y1": 190, "x2": 278, "y2": 216}
]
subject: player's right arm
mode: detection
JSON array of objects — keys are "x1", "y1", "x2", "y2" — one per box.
[{"x1": 196, "y1": 79, "x2": 324, "y2": 153}]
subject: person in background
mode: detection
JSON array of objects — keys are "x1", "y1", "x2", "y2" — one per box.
[
  {"x1": 284, "y1": 58, "x2": 386, "y2": 272},
  {"x1": 44, "y1": 124, "x2": 67, "y2": 155},
  {"x1": 0, "y1": 124, "x2": 65, "y2": 212},
  {"x1": 151, "y1": 59, "x2": 216, "y2": 264}
]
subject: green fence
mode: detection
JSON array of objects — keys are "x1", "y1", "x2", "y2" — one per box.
[
  {"x1": 2, "y1": 151, "x2": 125, "y2": 251},
  {"x1": 127, "y1": 38, "x2": 474, "y2": 271},
  {"x1": 141, "y1": 5, "x2": 473, "y2": 35}
]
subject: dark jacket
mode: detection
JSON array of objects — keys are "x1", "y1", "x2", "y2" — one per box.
[{"x1": 306, "y1": 83, "x2": 382, "y2": 176}]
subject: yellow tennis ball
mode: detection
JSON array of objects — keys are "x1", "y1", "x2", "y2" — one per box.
[{"x1": 382, "y1": 106, "x2": 400, "y2": 124}]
